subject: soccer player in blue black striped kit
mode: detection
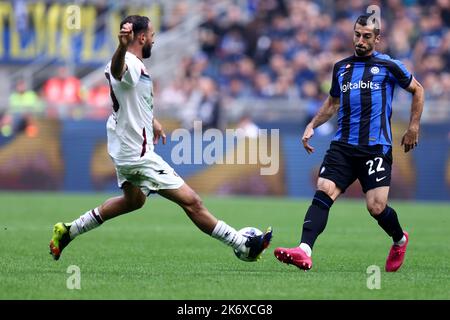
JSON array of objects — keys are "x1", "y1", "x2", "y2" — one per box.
[{"x1": 274, "y1": 14, "x2": 424, "y2": 271}]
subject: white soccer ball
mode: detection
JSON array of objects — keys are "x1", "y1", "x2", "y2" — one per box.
[{"x1": 233, "y1": 227, "x2": 263, "y2": 262}]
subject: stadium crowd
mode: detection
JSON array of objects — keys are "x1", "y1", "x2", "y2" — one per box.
[
  {"x1": 4, "y1": 0, "x2": 450, "y2": 126},
  {"x1": 157, "y1": 0, "x2": 450, "y2": 126}
]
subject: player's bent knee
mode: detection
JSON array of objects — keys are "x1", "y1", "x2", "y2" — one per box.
[
  {"x1": 135, "y1": 194, "x2": 146, "y2": 209},
  {"x1": 125, "y1": 193, "x2": 146, "y2": 211},
  {"x1": 317, "y1": 179, "x2": 338, "y2": 199},
  {"x1": 367, "y1": 201, "x2": 386, "y2": 216},
  {"x1": 122, "y1": 183, "x2": 146, "y2": 211}
]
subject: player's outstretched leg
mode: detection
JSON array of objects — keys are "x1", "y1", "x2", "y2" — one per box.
[
  {"x1": 244, "y1": 227, "x2": 273, "y2": 261},
  {"x1": 49, "y1": 222, "x2": 72, "y2": 261},
  {"x1": 49, "y1": 183, "x2": 145, "y2": 260},
  {"x1": 158, "y1": 183, "x2": 272, "y2": 259},
  {"x1": 49, "y1": 208, "x2": 104, "y2": 260}
]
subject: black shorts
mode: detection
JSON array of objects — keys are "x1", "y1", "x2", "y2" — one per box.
[{"x1": 318, "y1": 141, "x2": 393, "y2": 194}]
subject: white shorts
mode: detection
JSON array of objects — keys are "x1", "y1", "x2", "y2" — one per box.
[{"x1": 114, "y1": 152, "x2": 184, "y2": 196}]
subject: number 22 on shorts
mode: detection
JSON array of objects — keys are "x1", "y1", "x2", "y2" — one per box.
[{"x1": 366, "y1": 157, "x2": 385, "y2": 176}]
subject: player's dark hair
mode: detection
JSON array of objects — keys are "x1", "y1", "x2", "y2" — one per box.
[
  {"x1": 354, "y1": 14, "x2": 380, "y2": 36},
  {"x1": 120, "y1": 15, "x2": 150, "y2": 36}
]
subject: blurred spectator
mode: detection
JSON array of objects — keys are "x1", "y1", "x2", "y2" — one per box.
[
  {"x1": 439, "y1": 0, "x2": 450, "y2": 26},
  {"x1": 86, "y1": 83, "x2": 110, "y2": 119},
  {"x1": 219, "y1": 29, "x2": 247, "y2": 62},
  {"x1": 273, "y1": 72, "x2": 298, "y2": 99},
  {"x1": 237, "y1": 57, "x2": 257, "y2": 83},
  {"x1": 198, "y1": 4, "x2": 223, "y2": 57},
  {"x1": 389, "y1": 17, "x2": 414, "y2": 59},
  {"x1": 423, "y1": 73, "x2": 445, "y2": 99},
  {"x1": 9, "y1": 79, "x2": 43, "y2": 116},
  {"x1": 7, "y1": 79, "x2": 43, "y2": 137},
  {"x1": 159, "y1": 78, "x2": 189, "y2": 109},
  {"x1": 42, "y1": 67, "x2": 83, "y2": 118},
  {"x1": 266, "y1": 53, "x2": 288, "y2": 78},
  {"x1": 267, "y1": 14, "x2": 292, "y2": 40},
  {"x1": 160, "y1": 1, "x2": 189, "y2": 31},
  {"x1": 441, "y1": 72, "x2": 450, "y2": 98},
  {"x1": 419, "y1": 9, "x2": 445, "y2": 55},
  {"x1": 253, "y1": 71, "x2": 276, "y2": 98},
  {"x1": 184, "y1": 77, "x2": 222, "y2": 130},
  {"x1": 224, "y1": 77, "x2": 254, "y2": 99},
  {"x1": 236, "y1": 114, "x2": 260, "y2": 139},
  {"x1": 292, "y1": 51, "x2": 315, "y2": 87},
  {"x1": 301, "y1": 80, "x2": 333, "y2": 135},
  {"x1": 438, "y1": 29, "x2": 450, "y2": 70}
]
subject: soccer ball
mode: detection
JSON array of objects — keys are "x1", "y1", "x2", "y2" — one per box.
[{"x1": 233, "y1": 227, "x2": 263, "y2": 262}]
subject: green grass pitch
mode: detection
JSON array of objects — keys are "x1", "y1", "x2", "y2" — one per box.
[{"x1": 0, "y1": 192, "x2": 449, "y2": 299}]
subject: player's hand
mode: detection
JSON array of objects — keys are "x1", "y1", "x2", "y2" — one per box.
[
  {"x1": 302, "y1": 124, "x2": 315, "y2": 154},
  {"x1": 401, "y1": 126, "x2": 419, "y2": 153},
  {"x1": 118, "y1": 22, "x2": 134, "y2": 47},
  {"x1": 153, "y1": 119, "x2": 167, "y2": 145}
]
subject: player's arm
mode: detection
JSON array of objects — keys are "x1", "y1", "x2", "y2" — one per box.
[
  {"x1": 153, "y1": 118, "x2": 167, "y2": 145},
  {"x1": 302, "y1": 95, "x2": 340, "y2": 154},
  {"x1": 111, "y1": 23, "x2": 134, "y2": 80},
  {"x1": 401, "y1": 77, "x2": 424, "y2": 153}
]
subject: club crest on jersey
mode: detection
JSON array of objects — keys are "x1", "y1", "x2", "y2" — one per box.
[{"x1": 370, "y1": 66, "x2": 380, "y2": 74}]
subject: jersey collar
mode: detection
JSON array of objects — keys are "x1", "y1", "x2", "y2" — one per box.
[{"x1": 353, "y1": 51, "x2": 378, "y2": 61}]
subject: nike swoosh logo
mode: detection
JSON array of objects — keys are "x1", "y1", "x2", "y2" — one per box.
[
  {"x1": 376, "y1": 176, "x2": 387, "y2": 182},
  {"x1": 340, "y1": 71, "x2": 349, "y2": 77},
  {"x1": 304, "y1": 220, "x2": 312, "y2": 224}
]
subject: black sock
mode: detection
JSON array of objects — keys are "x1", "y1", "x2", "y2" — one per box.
[
  {"x1": 373, "y1": 206, "x2": 404, "y2": 242},
  {"x1": 300, "y1": 191, "x2": 334, "y2": 249}
]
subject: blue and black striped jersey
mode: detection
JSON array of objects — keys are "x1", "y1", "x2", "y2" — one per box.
[{"x1": 329, "y1": 51, "x2": 413, "y2": 147}]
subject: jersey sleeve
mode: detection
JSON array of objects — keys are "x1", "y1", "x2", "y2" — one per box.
[
  {"x1": 389, "y1": 59, "x2": 413, "y2": 89},
  {"x1": 121, "y1": 54, "x2": 141, "y2": 87},
  {"x1": 329, "y1": 63, "x2": 341, "y2": 98}
]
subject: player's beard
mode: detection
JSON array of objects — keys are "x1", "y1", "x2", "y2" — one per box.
[
  {"x1": 142, "y1": 43, "x2": 152, "y2": 59},
  {"x1": 355, "y1": 44, "x2": 372, "y2": 56}
]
